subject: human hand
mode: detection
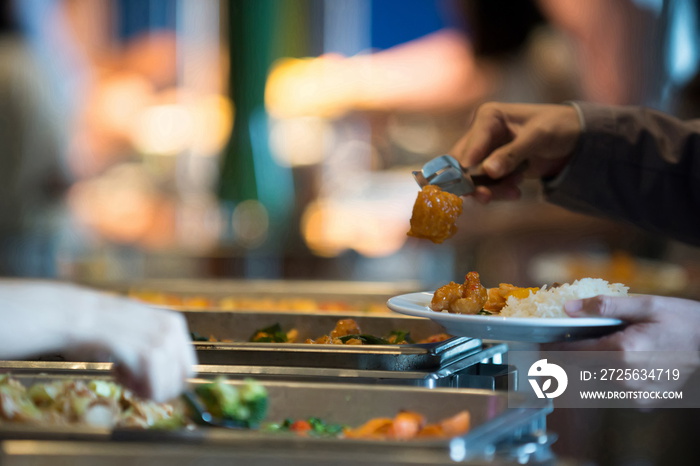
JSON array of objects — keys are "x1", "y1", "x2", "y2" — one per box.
[
  {"x1": 0, "y1": 281, "x2": 196, "y2": 402},
  {"x1": 68, "y1": 296, "x2": 197, "y2": 403},
  {"x1": 557, "y1": 295, "x2": 700, "y2": 353},
  {"x1": 541, "y1": 295, "x2": 700, "y2": 402},
  {"x1": 449, "y1": 102, "x2": 581, "y2": 203}
]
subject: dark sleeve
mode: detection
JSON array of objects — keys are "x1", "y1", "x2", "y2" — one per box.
[{"x1": 544, "y1": 101, "x2": 700, "y2": 247}]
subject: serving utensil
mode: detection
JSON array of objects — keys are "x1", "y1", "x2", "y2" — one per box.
[
  {"x1": 412, "y1": 155, "x2": 526, "y2": 196},
  {"x1": 180, "y1": 391, "x2": 247, "y2": 429}
]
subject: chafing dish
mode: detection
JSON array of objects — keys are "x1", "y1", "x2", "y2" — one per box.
[
  {"x1": 0, "y1": 370, "x2": 551, "y2": 464},
  {"x1": 86, "y1": 278, "x2": 420, "y2": 313},
  {"x1": 186, "y1": 311, "x2": 481, "y2": 371}
]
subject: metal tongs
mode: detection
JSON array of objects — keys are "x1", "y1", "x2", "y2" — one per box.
[
  {"x1": 181, "y1": 391, "x2": 247, "y2": 429},
  {"x1": 412, "y1": 155, "x2": 525, "y2": 197}
]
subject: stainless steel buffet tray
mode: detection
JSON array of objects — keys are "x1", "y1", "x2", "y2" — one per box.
[
  {"x1": 0, "y1": 440, "x2": 506, "y2": 466},
  {"x1": 86, "y1": 278, "x2": 419, "y2": 313},
  {"x1": 186, "y1": 311, "x2": 480, "y2": 370},
  {"x1": 3, "y1": 341, "x2": 511, "y2": 390},
  {"x1": 90, "y1": 278, "x2": 419, "y2": 297},
  {"x1": 193, "y1": 344, "x2": 513, "y2": 390},
  {"x1": 0, "y1": 370, "x2": 551, "y2": 463}
]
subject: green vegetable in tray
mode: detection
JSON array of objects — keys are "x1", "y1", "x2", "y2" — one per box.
[
  {"x1": 190, "y1": 331, "x2": 210, "y2": 342},
  {"x1": 249, "y1": 323, "x2": 289, "y2": 343},
  {"x1": 264, "y1": 416, "x2": 347, "y2": 437},
  {"x1": 337, "y1": 334, "x2": 389, "y2": 345},
  {"x1": 337, "y1": 330, "x2": 414, "y2": 345},
  {"x1": 307, "y1": 416, "x2": 346, "y2": 436},
  {"x1": 477, "y1": 310, "x2": 493, "y2": 316},
  {"x1": 386, "y1": 330, "x2": 414, "y2": 344},
  {"x1": 194, "y1": 377, "x2": 268, "y2": 427}
]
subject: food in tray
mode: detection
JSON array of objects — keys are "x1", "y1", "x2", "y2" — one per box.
[
  {"x1": 128, "y1": 291, "x2": 388, "y2": 313},
  {"x1": 264, "y1": 416, "x2": 347, "y2": 437},
  {"x1": 430, "y1": 271, "x2": 628, "y2": 318},
  {"x1": 0, "y1": 374, "x2": 183, "y2": 429},
  {"x1": 0, "y1": 375, "x2": 269, "y2": 430},
  {"x1": 268, "y1": 409, "x2": 470, "y2": 440},
  {"x1": 407, "y1": 185, "x2": 463, "y2": 244},
  {"x1": 193, "y1": 377, "x2": 268, "y2": 427},
  {"x1": 194, "y1": 318, "x2": 451, "y2": 345},
  {"x1": 300, "y1": 317, "x2": 451, "y2": 344},
  {"x1": 249, "y1": 323, "x2": 299, "y2": 343},
  {"x1": 344, "y1": 409, "x2": 470, "y2": 440},
  {"x1": 2, "y1": 373, "x2": 473, "y2": 442}
]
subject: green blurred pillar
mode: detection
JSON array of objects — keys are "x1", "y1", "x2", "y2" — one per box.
[
  {"x1": 219, "y1": 0, "x2": 309, "y2": 204},
  {"x1": 218, "y1": 0, "x2": 309, "y2": 279}
]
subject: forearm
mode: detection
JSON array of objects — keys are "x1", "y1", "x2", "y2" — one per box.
[
  {"x1": 0, "y1": 280, "x2": 103, "y2": 359},
  {"x1": 0, "y1": 280, "x2": 195, "y2": 401},
  {"x1": 545, "y1": 102, "x2": 700, "y2": 246}
]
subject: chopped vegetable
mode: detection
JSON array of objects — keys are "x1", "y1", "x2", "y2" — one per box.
[
  {"x1": 193, "y1": 377, "x2": 268, "y2": 427},
  {"x1": 264, "y1": 417, "x2": 347, "y2": 437},
  {"x1": 344, "y1": 409, "x2": 471, "y2": 440},
  {"x1": 337, "y1": 334, "x2": 389, "y2": 345},
  {"x1": 386, "y1": 330, "x2": 414, "y2": 344},
  {"x1": 0, "y1": 375, "x2": 182, "y2": 428},
  {"x1": 290, "y1": 420, "x2": 312, "y2": 432}
]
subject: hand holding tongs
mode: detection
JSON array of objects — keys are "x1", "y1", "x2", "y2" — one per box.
[{"x1": 412, "y1": 155, "x2": 527, "y2": 197}]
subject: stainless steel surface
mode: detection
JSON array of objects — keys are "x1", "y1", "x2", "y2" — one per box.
[
  {"x1": 193, "y1": 343, "x2": 511, "y2": 388},
  {"x1": 187, "y1": 311, "x2": 480, "y2": 370},
  {"x1": 413, "y1": 155, "x2": 476, "y2": 196},
  {"x1": 187, "y1": 310, "x2": 448, "y2": 341},
  {"x1": 0, "y1": 440, "x2": 523, "y2": 465},
  {"x1": 0, "y1": 373, "x2": 552, "y2": 463},
  {"x1": 413, "y1": 155, "x2": 529, "y2": 197},
  {"x1": 1, "y1": 343, "x2": 509, "y2": 389}
]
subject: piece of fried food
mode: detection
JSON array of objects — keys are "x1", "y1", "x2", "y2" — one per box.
[
  {"x1": 483, "y1": 283, "x2": 540, "y2": 313},
  {"x1": 306, "y1": 319, "x2": 362, "y2": 344},
  {"x1": 430, "y1": 271, "x2": 488, "y2": 314},
  {"x1": 430, "y1": 272, "x2": 540, "y2": 315},
  {"x1": 407, "y1": 185, "x2": 463, "y2": 244}
]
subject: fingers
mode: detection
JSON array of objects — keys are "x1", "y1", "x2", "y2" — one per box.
[
  {"x1": 452, "y1": 104, "x2": 511, "y2": 168},
  {"x1": 450, "y1": 102, "x2": 580, "y2": 186},
  {"x1": 471, "y1": 173, "x2": 524, "y2": 204},
  {"x1": 482, "y1": 133, "x2": 539, "y2": 179},
  {"x1": 96, "y1": 300, "x2": 197, "y2": 402},
  {"x1": 135, "y1": 311, "x2": 197, "y2": 402},
  {"x1": 565, "y1": 295, "x2": 656, "y2": 323},
  {"x1": 139, "y1": 312, "x2": 196, "y2": 402},
  {"x1": 542, "y1": 296, "x2": 656, "y2": 352}
]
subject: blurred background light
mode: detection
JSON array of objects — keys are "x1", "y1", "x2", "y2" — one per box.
[
  {"x1": 269, "y1": 116, "x2": 333, "y2": 167},
  {"x1": 232, "y1": 199, "x2": 269, "y2": 248},
  {"x1": 132, "y1": 102, "x2": 194, "y2": 156},
  {"x1": 386, "y1": 113, "x2": 441, "y2": 154},
  {"x1": 190, "y1": 94, "x2": 234, "y2": 157},
  {"x1": 2, "y1": 0, "x2": 699, "y2": 301}
]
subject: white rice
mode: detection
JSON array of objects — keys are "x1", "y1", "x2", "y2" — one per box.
[{"x1": 499, "y1": 278, "x2": 629, "y2": 318}]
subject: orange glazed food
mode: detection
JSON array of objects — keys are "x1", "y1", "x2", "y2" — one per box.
[
  {"x1": 430, "y1": 271, "x2": 488, "y2": 314},
  {"x1": 431, "y1": 271, "x2": 540, "y2": 315},
  {"x1": 407, "y1": 185, "x2": 463, "y2": 244}
]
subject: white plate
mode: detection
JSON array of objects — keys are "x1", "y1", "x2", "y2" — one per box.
[{"x1": 386, "y1": 292, "x2": 624, "y2": 343}]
